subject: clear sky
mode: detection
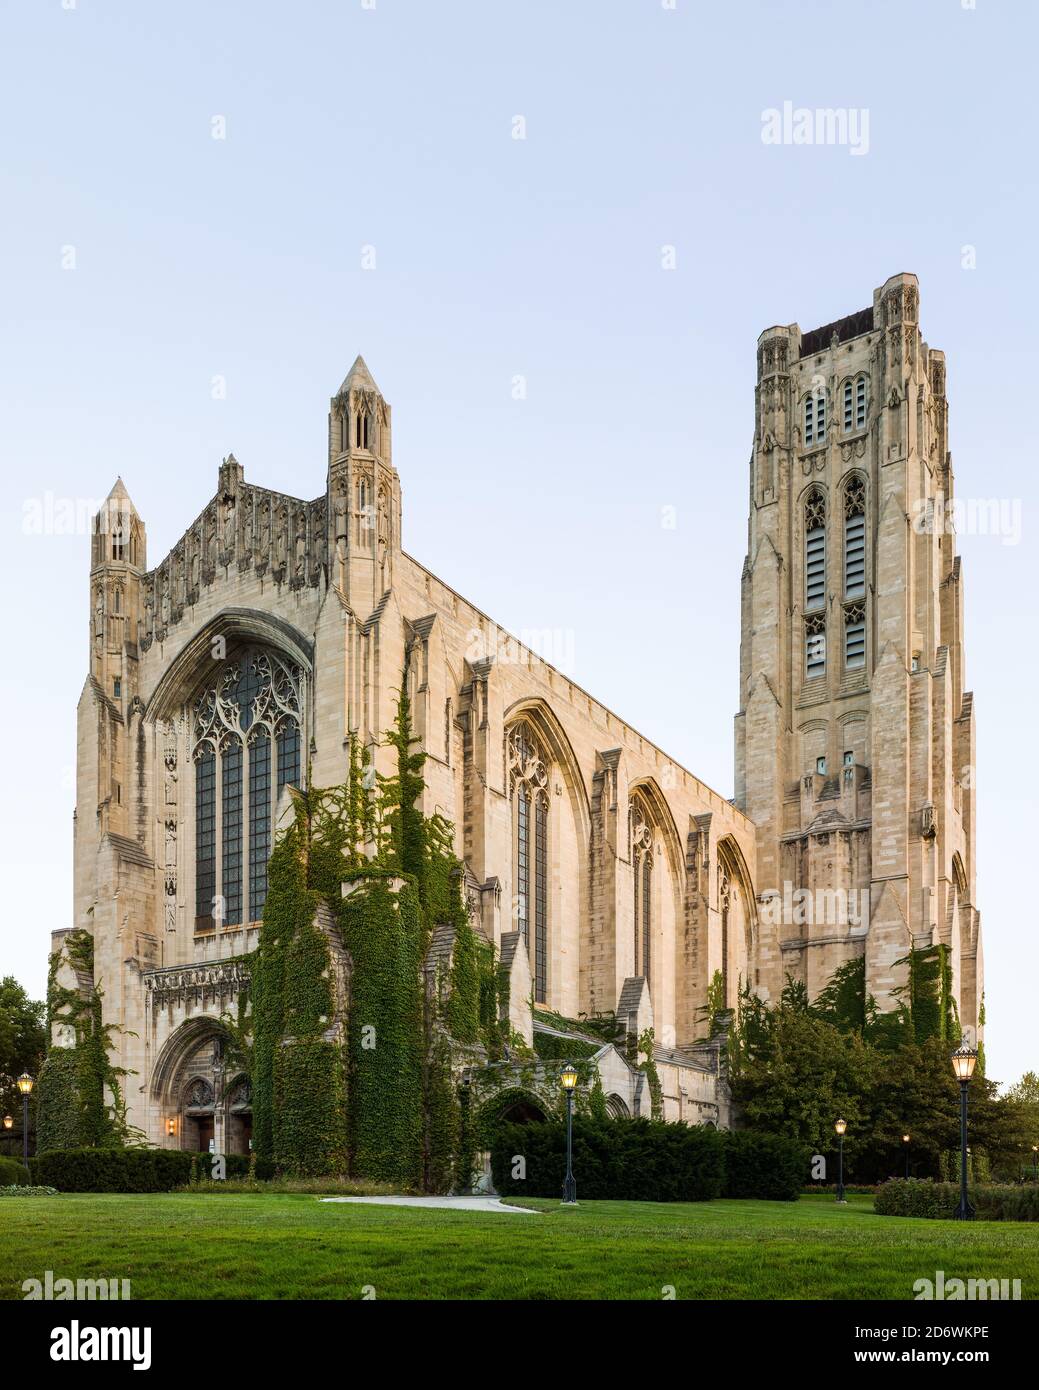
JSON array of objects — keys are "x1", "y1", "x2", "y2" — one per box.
[{"x1": 1, "y1": 0, "x2": 1034, "y2": 1087}]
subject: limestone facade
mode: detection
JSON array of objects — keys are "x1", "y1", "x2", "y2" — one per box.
[
  {"x1": 57, "y1": 282, "x2": 984, "y2": 1148},
  {"x1": 735, "y1": 273, "x2": 983, "y2": 1036}
]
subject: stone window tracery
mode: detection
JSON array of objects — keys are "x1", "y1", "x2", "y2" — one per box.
[
  {"x1": 507, "y1": 723, "x2": 549, "y2": 1003},
  {"x1": 192, "y1": 648, "x2": 303, "y2": 930},
  {"x1": 805, "y1": 489, "x2": 826, "y2": 612},
  {"x1": 629, "y1": 795, "x2": 654, "y2": 983}
]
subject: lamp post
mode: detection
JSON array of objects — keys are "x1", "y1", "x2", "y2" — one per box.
[
  {"x1": 902, "y1": 1133, "x2": 911, "y2": 1179},
  {"x1": 560, "y1": 1062, "x2": 578, "y2": 1205},
  {"x1": 16, "y1": 1073, "x2": 34, "y2": 1167},
  {"x1": 835, "y1": 1118, "x2": 847, "y2": 1203},
  {"x1": 1031, "y1": 1145, "x2": 1038, "y2": 1184},
  {"x1": 950, "y1": 1041, "x2": 977, "y2": 1221}
]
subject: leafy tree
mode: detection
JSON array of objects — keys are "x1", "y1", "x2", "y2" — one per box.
[
  {"x1": 0, "y1": 976, "x2": 45, "y2": 1111},
  {"x1": 0, "y1": 977, "x2": 45, "y2": 1148}
]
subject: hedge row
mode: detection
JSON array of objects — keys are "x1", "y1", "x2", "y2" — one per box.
[
  {"x1": 31, "y1": 1148, "x2": 194, "y2": 1192},
  {"x1": 875, "y1": 1178, "x2": 1039, "y2": 1222},
  {"x1": 0, "y1": 1156, "x2": 30, "y2": 1186},
  {"x1": 29, "y1": 1148, "x2": 252, "y2": 1193},
  {"x1": 722, "y1": 1130, "x2": 807, "y2": 1201},
  {"x1": 490, "y1": 1119, "x2": 808, "y2": 1202}
]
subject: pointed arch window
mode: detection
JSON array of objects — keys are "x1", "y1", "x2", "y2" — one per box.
[
  {"x1": 804, "y1": 390, "x2": 826, "y2": 446},
  {"x1": 507, "y1": 723, "x2": 549, "y2": 1004},
  {"x1": 192, "y1": 648, "x2": 303, "y2": 931},
  {"x1": 630, "y1": 794, "x2": 654, "y2": 983},
  {"x1": 805, "y1": 613, "x2": 826, "y2": 679},
  {"x1": 844, "y1": 602, "x2": 866, "y2": 670},
  {"x1": 843, "y1": 476, "x2": 866, "y2": 599},
  {"x1": 842, "y1": 375, "x2": 868, "y2": 432},
  {"x1": 804, "y1": 490, "x2": 826, "y2": 612}
]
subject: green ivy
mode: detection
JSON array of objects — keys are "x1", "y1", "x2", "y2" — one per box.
[{"x1": 36, "y1": 929, "x2": 136, "y2": 1152}]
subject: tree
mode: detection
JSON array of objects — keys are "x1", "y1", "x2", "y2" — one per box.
[{"x1": 0, "y1": 976, "x2": 46, "y2": 1140}]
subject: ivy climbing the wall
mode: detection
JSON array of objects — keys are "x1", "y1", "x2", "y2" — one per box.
[
  {"x1": 36, "y1": 929, "x2": 136, "y2": 1152},
  {"x1": 250, "y1": 668, "x2": 488, "y2": 1189}
]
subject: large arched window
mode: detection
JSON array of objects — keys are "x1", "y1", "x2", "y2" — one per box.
[
  {"x1": 507, "y1": 722, "x2": 549, "y2": 1003},
  {"x1": 192, "y1": 648, "x2": 303, "y2": 930},
  {"x1": 630, "y1": 794, "x2": 654, "y2": 983}
]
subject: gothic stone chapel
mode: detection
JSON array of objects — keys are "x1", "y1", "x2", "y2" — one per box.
[{"x1": 47, "y1": 273, "x2": 984, "y2": 1169}]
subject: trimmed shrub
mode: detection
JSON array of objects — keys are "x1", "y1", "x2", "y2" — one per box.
[
  {"x1": 191, "y1": 1153, "x2": 251, "y2": 1182},
  {"x1": 0, "y1": 1185, "x2": 59, "y2": 1197},
  {"x1": 0, "y1": 1156, "x2": 31, "y2": 1187},
  {"x1": 30, "y1": 1147, "x2": 194, "y2": 1193},
  {"x1": 490, "y1": 1117, "x2": 725, "y2": 1202},
  {"x1": 875, "y1": 1179, "x2": 960, "y2": 1219},
  {"x1": 721, "y1": 1130, "x2": 807, "y2": 1201},
  {"x1": 875, "y1": 1179, "x2": 1039, "y2": 1221},
  {"x1": 974, "y1": 1186, "x2": 1039, "y2": 1222}
]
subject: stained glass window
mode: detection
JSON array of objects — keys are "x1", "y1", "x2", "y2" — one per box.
[
  {"x1": 221, "y1": 739, "x2": 243, "y2": 925},
  {"x1": 191, "y1": 647, "x2": 303, "y2": 935},
  {"x1": 516, "y1": 787, "x2": 529, "y2": 943},
  {"x1": 248, "y1": 731, "x2": 271, "y2": 919},
  {"x1": 195, "y1": 750, "x2": 216, "y2": 927},
  {"x1": 277, "y1": 721, "x2": 301, "y2": 794},
  {"x1": 534, "y1": 796, "x2": 547, "y2": 1004}
]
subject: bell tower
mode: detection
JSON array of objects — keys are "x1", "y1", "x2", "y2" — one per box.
[
  {"x1": 735, "y1": 274, "x2": 982, "y2": 1040},
  {"x1": 327, "y1": 356, "x2": 400, "y2": 617}
]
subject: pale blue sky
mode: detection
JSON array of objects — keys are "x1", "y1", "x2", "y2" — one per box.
[{"x1": 1, "y1": 0, "x2": 1035, "y2": 1085}]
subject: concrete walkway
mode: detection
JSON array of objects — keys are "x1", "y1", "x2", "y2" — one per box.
[{"x1": 320, "y1": 1195, "x2": 538, "y2": 1214}]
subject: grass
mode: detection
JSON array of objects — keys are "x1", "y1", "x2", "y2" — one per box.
[{"x1": 2, "y1": 1192, "x2": 1036, "y2": 1300}]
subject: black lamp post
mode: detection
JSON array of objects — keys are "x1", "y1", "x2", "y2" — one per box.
[
  {"x1": 1031, "y1": 1145, "x2": 1038, "y2": 1184},
  {"x1": 835, "y1": 1118, "x2": 847, "y2": 1203},
  {"x1": 2, "y1": 1114, "x2": 12, "y2": 1156},
  {"x1": 16, "y1": 1073, "x2": 34, "y2": 1167},
  {"x1": 560, "y1": 1062, "x2": 578, "y2": 1205},
  {"x1": 902, "y1": 1133, "x2": 911, "y2": 1179},
  {"x1": 950, "y1": 1040, "x2": 977, "y2": 1221}
]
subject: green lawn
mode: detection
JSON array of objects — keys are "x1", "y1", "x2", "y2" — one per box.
[{"x1": 2, "y1": 1193, "x2": 1036, "y2": 1300}]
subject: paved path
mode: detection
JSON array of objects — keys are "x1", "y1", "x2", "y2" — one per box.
[{"x1": 320, "y1": 1195, "x2": 538, "y2": 1214}]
